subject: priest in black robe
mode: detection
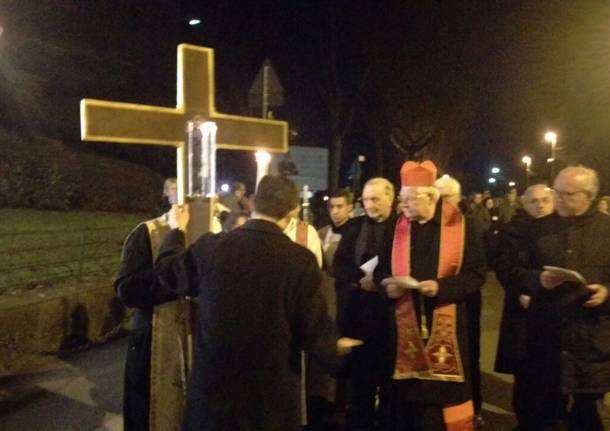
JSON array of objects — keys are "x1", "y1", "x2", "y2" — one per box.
[{"x1": 114, "y1": 178, "x2": 178, "y2": 431}]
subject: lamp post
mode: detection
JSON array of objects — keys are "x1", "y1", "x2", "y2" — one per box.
[
  {"x1": 522, "y1": 155, "x2": 532, "y2": 188},
  {"x1": 544, "y1": 131, "x2": 557, "y2": 180}
]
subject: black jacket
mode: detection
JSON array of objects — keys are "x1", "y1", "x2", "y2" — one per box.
[
  {"x1": 332, "y1": 214, "x2": 397, "y2": 378},
  {"x1": 114, "y1": 222, "x2": 177, "y2": 431},
  {"x1": 155, "y1": 219, "x2": 339, "y2": 431},
  {"x1": 501, "y1": 209, "x2": 610, "y2": 394},
  {"x1": 493, "y1": 211, "x2": 537, "y2": 373}
]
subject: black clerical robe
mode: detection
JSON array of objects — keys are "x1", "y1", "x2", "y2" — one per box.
[
  {"x1": 114, "y1": 219, "x2": 176, "y2": 431},
  {"x1": 375, "y1": 203, "x2": 487, "y2": 406},
  {"x1": 155, "y1": 219, "x2": 339, "y2": 431}
]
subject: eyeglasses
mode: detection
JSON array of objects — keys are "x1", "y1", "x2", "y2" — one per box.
[
  {"x1": 553, "y1": 189, "x2": 587, "y2": 199},
  {"x1": 400, "y1": 194, "x2": 428, "y2": 203}
]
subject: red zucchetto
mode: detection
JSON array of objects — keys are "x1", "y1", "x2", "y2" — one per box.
[{"x1": 400, "y1": 161, "x2": 438, "y2": 187}]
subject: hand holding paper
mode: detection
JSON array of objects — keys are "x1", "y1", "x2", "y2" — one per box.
[
  {"x1": 381, "y1": 276, "x2": 420, "y2": 299},
  {"x1": 359, "y1": 256, "x2": 379, "y2": 274},
  {"x1": 584, "y1": 284, "x2": 609, "y2": 308},
  {"x1": 541, "y1": 266, "x2": 587, "y2": 289}
]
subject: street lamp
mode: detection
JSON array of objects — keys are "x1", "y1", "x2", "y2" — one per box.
[
  {"x1": 189, "y1": 18, "x2": 202, "y2": 26},
  {"x1": 508, "y1": 181, "x2": 516, "y2": 188},
  {"x1": 522, "y1": 155, "x2": 532, "y2": 188},
  {"x1": 488, "y1": 177, "x2": 496, "y2": 184},
  {"x1": 544, "y1": 131, "x2": 557, "y2": 179},
  {"x1": 491, "y1": 167, "x2": 500, "y2": 174}
]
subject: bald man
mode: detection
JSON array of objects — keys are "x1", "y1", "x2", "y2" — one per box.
[
  {"x1": 497, "y1": 167, "x2": 610, "y2": 430},
  {"x1": 494, "y1": 184, "x2": 555, "y2": 429}
]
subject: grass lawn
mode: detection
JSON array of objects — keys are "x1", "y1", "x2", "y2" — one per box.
[
  {"x1": 0, "y1": 209, "x2": 148, "y2": 231},
  {"x1": 0, "y1": 209, "x2": 150, "y2": 295}
]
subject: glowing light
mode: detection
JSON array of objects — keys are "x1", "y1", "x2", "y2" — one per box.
[
  {"x1": 189, "y1": 19, "x2": 201, "y2": 26},
  {"x1": 358, "y1": 155, "x2": 366, "y2": 162},
  {"x1": 220, "y1": 183, "x2": 230, "y2": 193},
  {"x1": 544, "y1": 131, "x2": 557, "y2": 144},
  {"x1": 547, "y1": 157, "x2": 555, "y2": 163},
  {"x1": 522, "y1": 156, "x2": 532, "y2": 166},
  {"x1": 255, "y1": 150, "x2": 271, "y2": 165},
  {"x1": 491, "y1": 167, "x2": 500, "y2": 174},
  {"x1": 508, "y1": 181, "x2": 516, "y2": 187},
  {"x1": 488, "y1": 178, "x2": 497, "y2": 184},
  {"x1": 323, "y1": 196, "x2": 329, "y2": 201}
]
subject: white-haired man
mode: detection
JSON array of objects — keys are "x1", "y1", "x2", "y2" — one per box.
[
  {"x1": 435, "y1": 175, "x2": 462, "y2": 209},
  {"x1": 437, "y1": 174, "x2": 485, "y2": 425},
  {"x1": 499, "y1": 166, "x2": 610, "y2": 430},
  {"x1": 376, "y1": 161, "x2": 487, "y2": 431}
]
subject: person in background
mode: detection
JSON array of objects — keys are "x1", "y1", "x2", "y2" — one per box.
[
  {"x1": 436, "y1": 175, "x2": 484, "y2": 427},
  {"x1": 434, "y1": 175, "x2": 466, "y2": 213},
  {"x1": 494, "y1": 184, "x2": 555, "y2": 429},
  {"x1": 219, "y1": 181, "x2": 251, "y2": 214},
  {"x1": 319, "y1": 188, "x2": 354, "y2": 275},
  {"x1": 497, "y1": 188, "x2": 520, "y2": 224},
  {"x1": 316, "y1": 188, "x2": 354, "y2": 427},
  {"x1": 222, "y1": 210, "x2": 249, "y2": 232},
  {"x1": 115, "y1": 177, "x2": 178, "y2": 431},
  {"x1": 468, "y1": 193, "x2": 490, "y2": 232},
  {"x1": 597, "y1": 195, "x2": 609, "y2": 215}
]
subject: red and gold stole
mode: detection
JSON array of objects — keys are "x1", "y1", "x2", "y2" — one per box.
[
  {"x1": 391, "y1": 202, "x2": 466, "y2": 382},
  {"x1": 392, "y1": 202, "x2": 473, "y2": 430}
]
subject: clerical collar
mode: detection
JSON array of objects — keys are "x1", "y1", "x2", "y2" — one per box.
[{"x1": 410, "y1": 204, "x2": 441, "y2": 225}]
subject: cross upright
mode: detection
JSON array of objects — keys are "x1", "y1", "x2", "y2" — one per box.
[
  {"x1": 80, "y1": 44, "x2": 289, "y2": 431},
  {"x1": 80, "y1": 43, "x2": 288, "y2": 203}
]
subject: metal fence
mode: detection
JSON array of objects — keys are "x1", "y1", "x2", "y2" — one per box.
[{"x1": 0, "y1": 225, "x2": 134, "y2": 295}]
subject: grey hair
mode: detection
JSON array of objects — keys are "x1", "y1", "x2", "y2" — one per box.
[
  {"x1": 364, "y1": 177, "x2": 395, "y2": 199},
  {"x1": 434, "y1": 175, "x2": 461, "y2": 197},
  {"x1": 558, "y1": 166, "x2": 600, "y2": 198}
]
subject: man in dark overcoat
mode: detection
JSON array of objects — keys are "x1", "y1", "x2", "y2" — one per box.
[
  {"x1": 494, "y1": 184, "x2": 555, "y2": 429},
  {"x1": 499, "y1": 166, "x2": 610, "y2": 430},
  {"x1": 155, "y1": 175, "x2": 359, "y2": 431}
]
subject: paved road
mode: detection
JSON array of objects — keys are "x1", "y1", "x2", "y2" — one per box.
[{"x1": 0, "y1": 274, "x2": 607, "y2": 430}]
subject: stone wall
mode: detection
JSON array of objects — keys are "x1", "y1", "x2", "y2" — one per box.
[{"x1": 0, "y1": 280, "x2": 128, "y2": 377}]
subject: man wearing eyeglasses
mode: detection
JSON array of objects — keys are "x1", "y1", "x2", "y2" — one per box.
[{"x1": 500, "y1": 166, "x2": 610, "y2": 430}]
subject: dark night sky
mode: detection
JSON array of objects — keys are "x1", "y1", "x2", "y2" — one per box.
[{"x1": 1, "y1": 0, "x2": 609, "y2": 194}]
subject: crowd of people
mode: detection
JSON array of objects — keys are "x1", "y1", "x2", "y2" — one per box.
[{"x1": 115, "y1": 162, "x2": 609, "y2": 431}]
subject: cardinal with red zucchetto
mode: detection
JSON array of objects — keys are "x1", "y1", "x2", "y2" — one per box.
[{"x1": 375, "y1": 161, "x2": 487, "y2": 431}]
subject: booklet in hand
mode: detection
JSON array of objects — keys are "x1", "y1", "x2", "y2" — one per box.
[
  {"x1": 360, "y1": 256, "x2": 379, "y2": 274},
  {"x1": 543, "y1": 266, "x2": 587, "y2": 285},
  {"x1": 381, "y1": 275, "x2": 421, "y2": 290}
]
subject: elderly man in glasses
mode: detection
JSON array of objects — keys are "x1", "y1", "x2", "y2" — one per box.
[{"x1": 498, "y1": 166, "x2": 610, "y2": 430}]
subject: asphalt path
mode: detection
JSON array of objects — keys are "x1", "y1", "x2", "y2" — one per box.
[{"x1": 1, "y1": 274, "x2": 607, "y2": 430}]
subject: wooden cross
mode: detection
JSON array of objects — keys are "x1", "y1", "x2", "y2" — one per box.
[{"x1": 80, "y1": 43, "x2": 288, "y2": 203}]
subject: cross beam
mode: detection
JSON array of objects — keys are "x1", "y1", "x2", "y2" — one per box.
[{"x1": 80, "y1": 44, "x2": 288, "y2": 202}]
